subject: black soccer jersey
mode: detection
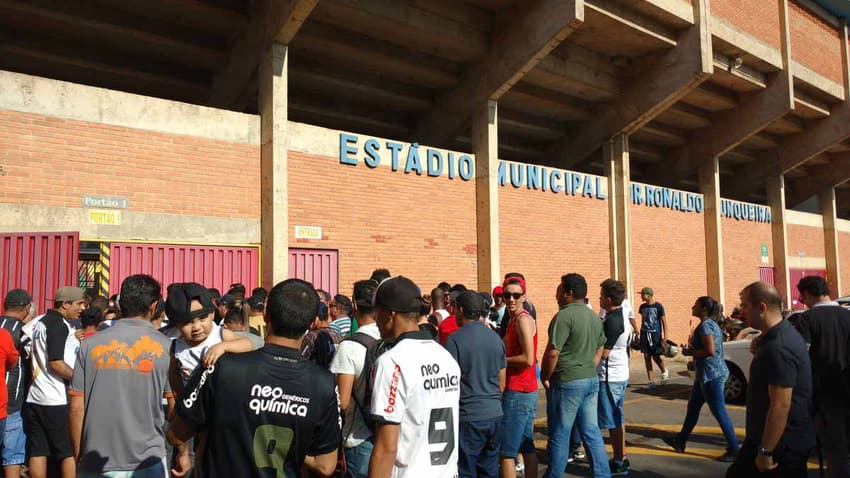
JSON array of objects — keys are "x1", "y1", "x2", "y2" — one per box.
[{"x1": 176, "y1": 344, "x2": 341, "y2": 478}]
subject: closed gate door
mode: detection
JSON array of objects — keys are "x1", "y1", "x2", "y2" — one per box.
[{"x1": 288, "y1": 249, "x2": 339, "y2": 296}]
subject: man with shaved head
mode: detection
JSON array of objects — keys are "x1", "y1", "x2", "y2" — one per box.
[{"x1": 726, "y1": 282, "x2": 815, "y2": 478}]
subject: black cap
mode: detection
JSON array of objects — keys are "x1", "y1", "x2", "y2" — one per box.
[
  {"x1": 456, "y1": 291, "x2": 488, "y2": 319},
  {"x1": 165, "y1": 283, "x2": 214, "y2": 325},
  {"x1": 373, "y1": 276, "x2": 426, "y2": 313},
  {"x1": 220, "y1": 293, "x2": 236, "y2": 306},
  {"x1": 247, "y1": 291, "x2": 266, "y2": 310},
  {"x1": 3, "y1": 289, "x2": 32, "y2": 308}
]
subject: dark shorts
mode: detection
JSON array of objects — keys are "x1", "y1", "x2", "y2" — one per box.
[
  {"x1": 640, "y1": 330, "x2": 663, "y2": 356},
  {"x1": 24, "y1": 404, "x2": 72, "y2": 459}
]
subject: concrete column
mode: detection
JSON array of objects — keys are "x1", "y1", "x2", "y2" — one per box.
[
  {"x1": 258, "y1": 43, "x2": 289, "y2": 288},
  {"x1": 699, "y1": 156, "x2": 725, "y2": 305},
  {"x1": 604, "y1": 134, "x2": 633, "y2": 303},
  {"x1": 766, "y1": 174, "x2": 791, "y2": 307},
  {"x1": 820, "y1": 188, "x2": 842, "y2": 296},
  {"x1": 472, "y1": 100, "x2": 500, "y2": 291}
]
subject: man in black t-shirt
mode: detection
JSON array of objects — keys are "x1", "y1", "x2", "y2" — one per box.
[
  {"x1": 168, "y1": 279, "x2": 340, "y2": 478},
  {"x1": 727, "y1": 281, "x2": 815, "y2": 478},
  {"x1": 793, "y1": 275, "x2": 850, "y2": 478}
]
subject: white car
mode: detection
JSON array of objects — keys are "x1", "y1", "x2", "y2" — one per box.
[{"x1": 722, "y1": 334, "x2": 757, "y2": 402}]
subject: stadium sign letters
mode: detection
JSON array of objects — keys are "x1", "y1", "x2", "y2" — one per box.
[{"x1": 339, "y1": 134, "x2": 770, "y2": 223}]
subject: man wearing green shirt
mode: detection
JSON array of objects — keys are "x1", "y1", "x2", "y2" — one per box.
[{"x1": 541, "y1": 273, "x2": 610, "y2": 478}]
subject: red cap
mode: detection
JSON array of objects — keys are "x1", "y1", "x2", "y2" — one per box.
[
  {"x1": 492, "y1": 285, "x2": 504, "y2": 297},
  {"x1": 502, "y1": 276, "x2": 526, "y2": 293}
]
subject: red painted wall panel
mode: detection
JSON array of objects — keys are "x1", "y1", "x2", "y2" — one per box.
[
  {"x1": 108, "y1": 243, "x2": 259, "y2": 296},
  {"x1": 0, "y1": 232, "x2": 79, "y2": 314},
  {"x1": 288, "y1": 248, "x2": 339, "y2": 296}
]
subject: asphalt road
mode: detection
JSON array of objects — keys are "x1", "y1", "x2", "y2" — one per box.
[{"x1": 530, "y1": 357, "x2": 824, "y2": 478}]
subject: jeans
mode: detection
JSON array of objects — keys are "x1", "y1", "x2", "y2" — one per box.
[
  {"x1": 344, "y1": 439, "x2": 373, "y2": 478},
  {"x1": 458, "y1": 419, "x2": 501, "y2": 478},
  {"x1": 679, "y1": 376, "x2": 738, "y2": 451},
  {"x1": 816, "y1": 406, "x2": 850, "y2": 478},
  {"x1": 500, "y1": 391, "x2": 537, "y2": 459},
  {"x1": 544, "y1": 377, "x2": 611, "y2": 478},
  {"x1": 1, "y1": 411, "x2": 23, "y2": 466},
  {"x1": 726, "y1": 441, "x2": 809, "y2": 478}
]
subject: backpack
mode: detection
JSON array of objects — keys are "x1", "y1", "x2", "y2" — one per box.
[
  {"x1": 310, "y1": 330, "x2": 338, "y2": 369},
  {"x1": 348, "y1": 334, "x2": 392, "y2": 433}
]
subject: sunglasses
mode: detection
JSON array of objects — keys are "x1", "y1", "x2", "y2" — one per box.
[{"x1": 502, "y1": 292, "x2": 523, "y2": 300}]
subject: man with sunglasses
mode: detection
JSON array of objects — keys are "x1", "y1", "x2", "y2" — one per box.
[{"x1": 69, "y1": 275, "x2": 175, "y2": 477}]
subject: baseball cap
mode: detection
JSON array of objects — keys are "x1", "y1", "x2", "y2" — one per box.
[
  {"x1": 502, "y1": 276, "x2": 527, "y2": 293},
  {"x1": 220, "y1": 293, "x2": 236, "y2": 307},
  {"x1": 456, "y1": 291, "x2": 488, "y2": 319},
  {"x1": 492, "y1": 285, "x2": 504, "y2": 298},
  {"x1": 373, "y1": 276, "x2": 426, "y2": 313},
  {"x1": 55, "y1": 287, "x2": 84, "y2": 303},
  {"x1": 165, "y1": 283, "x2": 215, "y2": 325},
  {"x1": 247, "y1": 292, "x2": 266, "y2": 310},
  {"x1": 3, "y1": 289, "x2": 32, "y2": 308},
  {"x1": 641, "y1": 287, "x2": 654, "y2": 296}
]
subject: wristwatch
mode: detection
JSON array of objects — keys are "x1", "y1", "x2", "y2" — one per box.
[{"x1": 757, "y1": 447, "x2": 773, "y2": 457}]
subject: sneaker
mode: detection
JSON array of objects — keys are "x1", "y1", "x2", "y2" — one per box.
[
  {"x1": 572, "y1": 449, "x2": 586, "y2": 461},
  {"x1": 661, "y1": 370, "x2": 669, "y2": 384},
  {"x1": 567, "y1": 456, "x2": 574, "y2": 464},
  {"x1": 716, "y1": 449, "x2": 737, "y2": 462},
  {"x1": 647, "y1": 381, "x2": 657, "y2": 390},
  {"x1": 662, "y1": 436, "x2": 685, "y2": 453},
  {"x1": 515, "y1": 462, "x2": 525, "y2": 478},
  {"x1": 610, "y1": 458, "x2": 630, "y2": 476}
]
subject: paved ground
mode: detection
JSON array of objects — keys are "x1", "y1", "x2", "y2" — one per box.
[{"x1": 530, "y1": 356, "x2": 824, "y2": 477}]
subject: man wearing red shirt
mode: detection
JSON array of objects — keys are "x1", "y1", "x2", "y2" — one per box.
[
  {"x1": 0, "y1": 327, "x2": 20, "y2": 435},
  {"x1": 438, "y1": 289, "x2": 464, "y2": 345}
]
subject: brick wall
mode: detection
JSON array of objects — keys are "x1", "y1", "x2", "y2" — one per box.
[
  {"x1": 789, "y1": 1, "x2": 843, "y2": 84},
  {"x1": 499, "y1": 183, "x2": 610, "y2": 358},
  {"x1": 722, "y1": 219, "x2": 773, "y2": 310},
  {"x1": 0, "y1": 110, "x2": 259, "y2": 219},
  {"x1": 788, "y1": 223, "x2": 825, "y2": 259},
  {"x1": 840, "y1": 231, "x2": 850, "y2": 296},
  {"x1": 712, "y1": 0, "x2": 781, "y2": 50},
  {"x1": 630, "y1": 205, "x2": 706, "y2": 344},
  {"x1": 288, "y1": 150, "x2": 478, "y2": 298}
]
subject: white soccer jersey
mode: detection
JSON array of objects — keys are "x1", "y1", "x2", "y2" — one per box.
[{"x1": 371, "y1": 333, "x2": 461, "y2": 478}]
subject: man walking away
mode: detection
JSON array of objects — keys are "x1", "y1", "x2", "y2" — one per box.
[
  {"x1": 726, "y1": 282, "x2": 815, "y2": 478},
  {"x1": 69, "y1": 275, "x2": 174, "y2": 477},
  {"x1": 541, "y1": 273, "x2": 610, "y2": 478},
  {"x1": 330, "y1": 280, "x2": 381, "y2": 478},
  {"x1": 368, "y1": 276, "x2": 460, "y2": 478},
  {"x1": 169, "y1": 279, "x2": 340, "y2": 478},
  {"x1": 793, "y1": 275, "x2": 850, "y2": 478},
  {"x1": 444, "y1": 292, "x2": 506, "y2": 478},
  {"x1": 1, "y1": 290, "x2": 32, "y2": 478},
  {"x1": 26, "y1": 287, "x2": 84, "y2": 478}
]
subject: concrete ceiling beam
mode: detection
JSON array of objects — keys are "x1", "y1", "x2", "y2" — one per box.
[
  {"x1": 649, "y1": 0, "x2": 794, "y2": 187},
  {"x1": 546, "y1": 0, "x2": 713, "y2": 169},
  {"x1": 786, "y1": 153, "x2": 850, "y2": 207},
  {"x1": 413, "y1": 0, "x2": 585, "y2": 148},
  {"x1": 207, "y1": 0, "x2": 317, "y2": 109}
]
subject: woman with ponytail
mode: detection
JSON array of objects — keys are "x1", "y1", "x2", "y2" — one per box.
[{"x1": 663, "y1": 296, "x2": 739, "y2": 462}]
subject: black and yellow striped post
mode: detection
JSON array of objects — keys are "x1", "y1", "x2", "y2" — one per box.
[{"x1": 98, "y1": 242, "x2": 110, "y2": 297}]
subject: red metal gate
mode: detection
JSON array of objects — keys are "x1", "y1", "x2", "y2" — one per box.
[
  {"x1": 289, "y1": 248, "x2": 339, "y2": 296},
  {"x1": 0, "y1": 232, "x2": 80, "y2": 314},
  {"x1": 109, "y1": 242, "x2": 259, "y2": 296},
  {"x1": 759, "y1": 267, "x2": 775, "y2": 286}
]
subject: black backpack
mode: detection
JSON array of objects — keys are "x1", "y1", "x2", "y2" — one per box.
[{"x1": 347, "y1": 334, "x2": 393, "y2": 433}]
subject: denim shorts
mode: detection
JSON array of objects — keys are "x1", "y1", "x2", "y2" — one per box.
[
  {"x1": 500, "y1": 390, "x2": 537, "y2": 459},
  {"x1": 78, "y1": 461, "x2": 166, "y2": 478},
  {"x1": 2, "y1": 411, "x2": 25, "y2": 466},
  {"x1": 598, "y1": 381, "x2": 628, "y2": 430}
]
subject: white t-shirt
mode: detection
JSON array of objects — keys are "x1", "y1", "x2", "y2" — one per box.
[
  {"x1": 329, "y1": 323, "x2": 381, "y2": 448},
  {"x1": 26, "y1": 311, "x2": 79, "y2": 406},
  {"x1": 371, "y1": 332, "x2": 461, "y2": 478},
  {"x1": 173, "y1": 322, "x2": 223, "y2": 384},
  {"x1": 598, "y1": 308, "x2": 632, "y2": 383},
  {"x1": 433, "y1": 309, "x2": 449, "y2": 324}
]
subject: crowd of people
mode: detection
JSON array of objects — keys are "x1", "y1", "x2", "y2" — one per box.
[{"x1": 0, "y1": 267, "x2": 846, "y2": 478}]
